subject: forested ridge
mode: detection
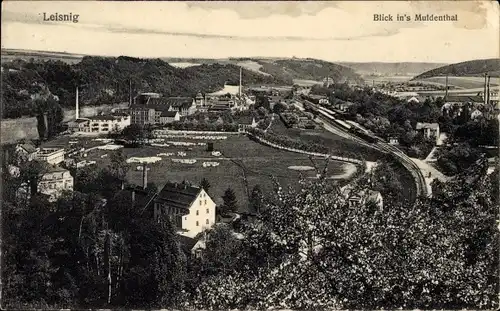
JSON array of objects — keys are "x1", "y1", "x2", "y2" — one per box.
[
  {"x1": 413, "y1": 58, "x2": 500, "y2": 79},
  {"x1": 1, "y1": 56, "x2": 289, "y2": 119}
]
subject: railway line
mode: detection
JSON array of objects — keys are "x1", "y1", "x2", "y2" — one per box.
[{"x1": 302, "y1": 99, "x2": 429, "y2": 198}]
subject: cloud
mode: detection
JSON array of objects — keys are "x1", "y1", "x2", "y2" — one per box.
[{"x1": 1, "y1": 1, "x2": 498, "y2": 63}]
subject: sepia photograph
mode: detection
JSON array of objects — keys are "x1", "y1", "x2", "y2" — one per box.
[{"x1": 0, "y1": 0, "x2": 499, "y2": 309}]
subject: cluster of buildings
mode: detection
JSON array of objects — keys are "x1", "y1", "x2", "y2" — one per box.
[
  {"x1": 68, "y1": 88, "x2": 131, "y2": 134},
  {"x1": 11, "y1": 142, "x2": 73, "y2": 202}
]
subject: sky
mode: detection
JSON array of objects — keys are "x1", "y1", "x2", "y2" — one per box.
[{"x1": 1, "y1": 1, "x2": 499, "y2": 63}]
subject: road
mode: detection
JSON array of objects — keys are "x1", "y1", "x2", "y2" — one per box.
[{"x1": 303, "y1": 100, "x2": 429, "y2": 199}]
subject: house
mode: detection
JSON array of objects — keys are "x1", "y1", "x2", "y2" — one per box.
[
  {"x1": 470, "y1": 108, "x2": 483, "y2": 120},
  {"x1": 416, "y1": 122, "x2": 440, "y2": 144},
  {"x1": 17, "y1": 166, "x2": 74, "y2": 202},
  {"x1": 15, "y1": 142, "x2": 39, "y2": 162},
  {"x1": 159, "y1": 111, "x2": 181, "y2": 124},
  {"x1": 341, "y1": 186, "x2": 383, "y2": 210},
  {"x1": 164, "y1": 97, "x2": 197, "y2": 116},
  {"x1": 34, "y1": 147, "x2": 65, "y2": 165},
  {"x1": 334, "y1": 101, "x2": 355, "y2": 111},
  {"x1": 388, "y1": 137, "x2": 399, "y2": 145},
  {"x1": 153, "y1": 182, "x2": 217, "y2": 238}
]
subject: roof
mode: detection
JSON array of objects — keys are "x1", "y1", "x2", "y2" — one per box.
[
  {"x1": 445, "y1": 95, "x2": 484, "y2": 103},
  {"x1": 160, "y1": 111, "x2": 179, "y2": 117},
  {"x1": 416, "y1": 122, "x2": 439, "y2": 130},
  {"x1": 88, "y1": 115, "x2": 125, "y2": 121},
  {"x1": 114, "y1": 186, "x2": 157, "y2": 212},
  {"x1": 177, "y1": 234, "x2": 199, "y2": 253},
  {"x1": 130, "y1": 102, "x2": 172, "y2": 112},
  {"x1": 17, "y1": 143, "x2": 37, "y2": 154},
  {"x1": 164, "y1": 97, "x2": 194, "y2": 108},
  {"x1": 156, "y1": 182, "x2": 202, "y2": 210},
  {"x1": 44, "y1": 165, "x2": 70, "y2": 174}
]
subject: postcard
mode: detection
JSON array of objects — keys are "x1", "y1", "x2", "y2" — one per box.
[{"x1": 1, "y1": 1, "x2": 499, "y2": 310}]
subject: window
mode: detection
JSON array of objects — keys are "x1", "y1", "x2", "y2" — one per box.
[
  {"x1": 206, "y1": 208, "x2": 209, "y2": 214},
  {"x1": 196, "y1": 210, "x2": 199, "y2": 216},
  {"x1": 200, "y1": 200, "x2": 202, "y2": 206},
  {"x1": 204, "y1": 199, "x2": 207, "y2": 205},
  {"x1": 206, "y1": 219, "x2": 209, "y2": 225},
  {"x1": 196, "y1": 221, "x2": 199, "y2": 226}
]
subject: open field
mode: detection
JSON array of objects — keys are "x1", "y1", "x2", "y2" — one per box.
[
  {"x1": 269, "y1": 118, "x2": 384, "y2": 162},
  {"x1": 74, "y1": 134, "x2": 356, "y2": 211},
  {"x1": 366, "y1": 75, "x2": 414, "y2": 83},
  {"x1": 269, "y1": 119, "x2": 417, "y2": 201},
  {"x1": 1, "y1": 49, "x2": 85, "y2": 64},
  {"x1": 169, "y1": 62, "x2": 201, "y2": 68},
  {"x1": 237, "y1": 60, "x2": 271, "y2": 76},
  {"x1": 293, "y1": 79, "x2": 322, "y2": 86},
  {"x1": 414, "y1": 76, "x2": 500, "y2": 89}
]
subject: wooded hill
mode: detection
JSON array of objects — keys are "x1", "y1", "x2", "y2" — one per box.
[
  {"x1": 412, "y1": 58, "x2": 500, "y2": 79},
  {"x1": 0, "y1": 56, "x2": 287, "y2": 118}
]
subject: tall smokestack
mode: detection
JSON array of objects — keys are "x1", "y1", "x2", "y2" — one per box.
[
  {"x1": 239, "y1": 67, "x2": 242, "y2": 99},
  {"x1": 129, "y1": 79, "x2": 132, "y2": 106},
  {"x1": 43, "y1": 112, "x2": 49, "y2": 140},
  {"x1": 142, "y1": 163, "x2": 148, "y2": 189},
  {"x1": 487, "y1": 74, "x2": 491, "y2": 106},
  {"x1": 444, "y1": 74, "x2": 449, "y2": 99},
  {"x1": 75, "y1": 87, "x2": 79, "y2": 120},
  {"x1": 484, "y1": 73, "x2": 488, "y2": 105}
]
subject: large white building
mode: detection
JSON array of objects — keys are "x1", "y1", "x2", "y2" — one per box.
[
  {"x1": 153, "y1": 182, "x2": 216, "y2": 238},
  {"x1": 34, "y1": 147, "x2": 65, "y2": 165},
  {"x1": 68, "y1": 114, "x2": 131, "y2": 134},
  {"x1": 16, "y1": 166, "x2": 74, "y2": 202}
]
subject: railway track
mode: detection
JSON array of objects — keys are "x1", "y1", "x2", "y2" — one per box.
[{"x1": 303, "y1": 100, "x2": 429, "y2": 198}]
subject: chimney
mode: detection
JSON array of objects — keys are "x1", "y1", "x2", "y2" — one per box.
[
  {"x1": 43, "y1": 112, "x2": 49, "y2": 140},
  {"x1": 142, "y1": 163, "x2": 148, "y2": 189},
  {"x1": 131, "y1": 189, "x2": 135, "y2": 204},
  {"x1": 129, "y1": 79, "x2": 132, "y2": 107},
  {"x1": 239, "y1": 67, "x2": 242, "y2": 99},
  {"x1": 487, "y1": 74, "x2": 491, "y2": 106},
  {"x1": 75, "y1": 87, "x2": 79, "y2": 120}
]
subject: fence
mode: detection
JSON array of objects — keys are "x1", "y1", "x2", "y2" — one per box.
[{"x1": 245, "y1": 130, "x2": 363, "y2": 165}]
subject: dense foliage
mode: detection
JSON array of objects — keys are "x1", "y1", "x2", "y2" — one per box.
[{"x1": 188, "y1": 158, "x2": 498, "y2": 309}]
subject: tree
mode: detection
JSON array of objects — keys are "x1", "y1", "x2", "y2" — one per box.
[
  {"x1": 220, "y1": 187, "x2": 238, "y2": 215},
  {"x1": 19, "y1": 159, "x2": 48, "y2": 196},
  {"x1": 249, "y1": 185, "x2": 264, "y2": 214},
  {"x1": 121, "y1": 124, "x2": 146, "y2": 144},
  {"x1": 199, "y1": 178, "x2": 211, "y2": 193},
  {"x1": 272, "y1": 102, "x2": 287, "y2": 114},
  {"x1": 108, "y1": 150, "x2": 130, "y2": 181}
]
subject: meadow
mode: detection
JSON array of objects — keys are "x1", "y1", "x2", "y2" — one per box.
[
  {"x1": 415, "y1": 76, "x2": 499, "y2": 89},
  {"x1": 77, "y1": 134, "x2": 356, "y2": 211}
]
